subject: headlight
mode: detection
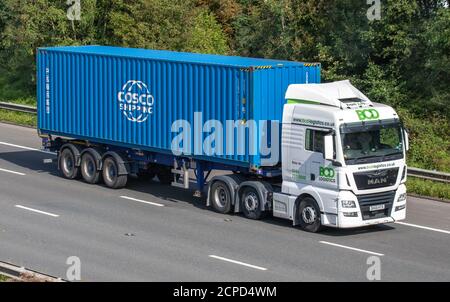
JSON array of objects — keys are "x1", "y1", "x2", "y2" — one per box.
[
  {"x1": 397, "y1": 193, "x2": 407, "y2": 202},
  {"x1": 341, "y1": 200, "x2": 356, "y2": 208}
]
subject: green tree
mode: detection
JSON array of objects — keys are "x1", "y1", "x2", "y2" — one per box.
[
  {"x1": 419, "y1": 7, "x2": 450, "y2": 117},
  {"x1": 103, "y1": 0, "x2": 195, "y2": 50},
  {"x1": 184, "y1": 9, "x2": 229, "y2": 54},
  {"x1": 0, "y1": 0, "x2": 97, "y2": 98}
]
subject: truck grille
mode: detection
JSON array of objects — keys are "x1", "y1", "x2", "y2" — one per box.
[
  {"x1": 353, "y1": 168, "x2": 399, "y2": 190},
  {"x1": 357, "y1": 190, "x2": 396, "y2": 220}
]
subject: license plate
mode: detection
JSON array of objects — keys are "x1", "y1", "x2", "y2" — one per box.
[{"x1": 370, "y1": 204, "x2": 385, "y2": 211}]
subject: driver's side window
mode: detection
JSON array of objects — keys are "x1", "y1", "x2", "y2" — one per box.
[{"x1": 305, "y1": 129, "x2": 326, "y2": 153}]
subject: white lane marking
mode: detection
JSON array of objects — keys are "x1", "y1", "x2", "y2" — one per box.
[
  {"x1": 208, "y1": 255, "x2": 268, "y2": 271},
  {"x1": 15, "y1": 205, "x2": 59, "y2": 217},
  {"x1": 0, "y1": 141, "x2": 56, "y2": 155},
  {"x1": 0, "y1": 168, "x2": 26, "y2": 176},
  {"x1": 319, "y1": 241, "x2": 384, "y2": 257},
  {"x1": 120, "y1": 195, "x2": 164, "y2": 207},
  {"x1": 395, "y1": 221, "x2": 450, "y2": 235}
]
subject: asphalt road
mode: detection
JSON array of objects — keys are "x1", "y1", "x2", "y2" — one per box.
[{"x1": 0, "y1": 122, "x2": 449, "y2": 281}]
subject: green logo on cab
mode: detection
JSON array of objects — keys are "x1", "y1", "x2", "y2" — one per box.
[
  {"x1": 319, "y1": 167, "x2": 335, "y2": 178},
  {"x1": 356, "y1": 109, "x2": 379, "y2": 121}
]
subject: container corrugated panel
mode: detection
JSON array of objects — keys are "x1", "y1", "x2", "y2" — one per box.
[{"x1": 37, "y1": 46, "x2": 320, "y2": 168}]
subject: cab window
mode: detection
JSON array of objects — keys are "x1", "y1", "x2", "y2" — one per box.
[{"x1": 305, "y1": 129, "x2": 326, "y2": 153}]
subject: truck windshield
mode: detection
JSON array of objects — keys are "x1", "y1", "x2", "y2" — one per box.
[{"x1": 340, "y1": 120, "x2": 404, "y2": 165}]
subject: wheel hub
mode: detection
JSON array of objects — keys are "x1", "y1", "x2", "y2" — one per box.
[
  {"x1": 63, "y1": 154, "x2": 73, "y2": 173},
  {"x1": 214, "y1": 186, "x2": 228, "y2": 208},
  {"x1": 302, "y1": 206, "x2": 317, "y2": 224},
  {"x1": 87, "y1": 160, "x2": 94, "y2": 175},
  {"x1": 244, "y1": 192, "x2": 258, "y2": 211},
  {"x1": 106, "y1": 163, "x2": 116, "y2": 182},
  {"x1": 84, "y1": 158, "x2": 95, "y2": 177}
]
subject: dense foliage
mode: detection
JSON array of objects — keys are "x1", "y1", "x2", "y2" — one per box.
[{"x1": 0, "y1": 0, "x2": 449, "y2": 171}]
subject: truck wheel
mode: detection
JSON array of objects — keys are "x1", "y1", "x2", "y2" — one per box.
[
  {"x1": 59, "y1": 147, "x2": 80, "y2": 179},
  {"x1": 102, "y1": 157, "x2": 127, "y2": 189},
  {"x1": 297, "y1": 197, "x2": 323, "y2": 233},
  {"x1": 157, "y1": 167, "x2": 173, "y2": 185},
  {"x1": 81, "y1": 152, "x2": 101, "y2": 184},
  {"x1": 241, "y1": 187, "x2": 266, "y2": 220},
  {"x1": 210, "y1": 181, "x2": 232, "y2": 214}
]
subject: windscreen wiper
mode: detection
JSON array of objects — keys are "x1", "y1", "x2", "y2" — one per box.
[
  {"x1": 353, "y1": 155, "x2": 381, "y2": 163},
  {"x1": 382, "y1": 152, "x2": 403, "y2": 161}
]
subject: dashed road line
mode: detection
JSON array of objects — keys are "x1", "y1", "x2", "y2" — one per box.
[
  {"x1": 0, "y1": 141, "x2": 55, "y2": 155},
  {"x1": 209, "y1": 255, "x2": 268, "y2": 271},
  {"x1": 15, "y1": 205, "x2": 59, "y2": 218},
  {"x1": 0, "y1": 168, "x2": 26, "y2": 176},
  {"x1": 120, "y1": 195, "x2": 165, "y2": 207},
  {"x1": 319, "y1": 241, "x2": 384, "y2": 256},
  {"x1": 395, "y1": 221, "x2": 450, "y2": 235}
]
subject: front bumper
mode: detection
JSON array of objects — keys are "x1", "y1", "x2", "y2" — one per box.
[{"x1": 331, "y1": 184, "x2": 407, "y2": 228}]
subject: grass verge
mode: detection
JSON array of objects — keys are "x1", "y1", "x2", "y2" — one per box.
[
  {"x1": 407, "y1": 177, "x2": 450, "y2": 201},
  {"x1": 1, "y1": 97, "x2": 37, "y2": 106},
  {"x1": 0, "y1": 109, "x2": 36, "y2": 127},
  {"x1": 0, "y1": 274, "x2": 10, "y2": 282}
]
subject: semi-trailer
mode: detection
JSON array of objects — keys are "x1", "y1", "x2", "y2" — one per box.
[{"x1": 37, "y1": 46, "x2": 408, "y2": 232}]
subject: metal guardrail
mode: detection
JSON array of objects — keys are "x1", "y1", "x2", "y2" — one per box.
[
  {"x1": 0, "y1": 102, "x2": 37, "y2": 114},
  {"x1": 0, "y1": 102, "x2": 448, "y2": 183},
  {"x1": 0, "y1": 261, "x2": 64, "y2": 282},
  {"x1": 408, "y1": 167, "x2": 450, "y2": 183}
]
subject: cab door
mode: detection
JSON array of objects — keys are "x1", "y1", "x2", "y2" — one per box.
[{"x1": 305, "y1": 128, "x2": 338, "y2": 190}]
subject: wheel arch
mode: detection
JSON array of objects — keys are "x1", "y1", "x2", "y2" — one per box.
[
  {"x1": 102, "y1": 151, "x2": 130, "y2": 175},
  {"x1": 236, "y1": 181, "x2": 273, "y2": 213},
  {"x1": 293, "y1": 191, "x2": 322, "y2": 226},
  {"x1": 80, "y1": 147, "x2": 103, "y2": 170},
  {"x1": 206, "y1": 174, "x2": 245, "y2": 208},
  {"x1": 59, "y1": 143, "x2": 83, "y2": 167}
]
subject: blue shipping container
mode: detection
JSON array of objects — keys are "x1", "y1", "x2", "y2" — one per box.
[{"x1": 37, "y1": 46, "x2": 321, "y2": 168}]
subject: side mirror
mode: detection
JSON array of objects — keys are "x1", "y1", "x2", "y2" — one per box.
[
  {"x1": 404, "y1": 129, "x2": 409, "y2": 152},
  {"x1": 324, "y1": 134, "x2": 334, "y2": 161}
]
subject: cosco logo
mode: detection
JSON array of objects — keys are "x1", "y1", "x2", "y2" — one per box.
[
  {"x1": 319, "y1": 167, "x2": 335, "y2": 178},
  {"x1": 118, "y1": 80, "x2": 155, "y2": 123},
  {"x1": 356, "y1": 109, "x2": 379, "y2": 121},
  {"x1": 118, "y1": 92, "x2": 154, "y2": 105}
]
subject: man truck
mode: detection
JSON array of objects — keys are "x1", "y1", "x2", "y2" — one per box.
[{"x1": 37, "y1": 46, "x2": 408, "y2": 232}]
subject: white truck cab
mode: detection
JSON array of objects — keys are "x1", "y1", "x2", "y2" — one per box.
[{"x1": 273, "y1": 80, "x2": 408, "y2": 232}]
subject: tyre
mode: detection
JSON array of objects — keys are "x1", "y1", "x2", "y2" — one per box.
[
  {"x1": 156, "y1": 167, "x2": 173, "y2": 185},
  {"x1": 297, "y1": 197, "x2": 323, "y2": 233},
  {"x1": 81, "y1": 152, "x2": 101, "y2": 184},
  {"x1": 240, "y1": 186, "x2": 266, "y2": 220},
  {"x1": 102, "y1": 157, "x2": 127, "y2": 189},
  {"x1": 210, "y1": 181, "x2": 232, "y2": 214},
  {"x1": 59, "y1": 147, "x2": 80, "y2": 179}
]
